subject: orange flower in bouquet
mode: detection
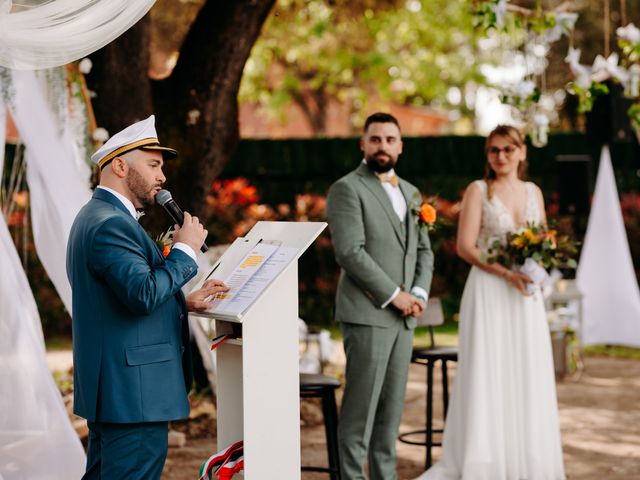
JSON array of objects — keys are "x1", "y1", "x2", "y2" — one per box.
[
  {"x1": 487, "y1": 222, "x2": 578, "y2": 270},
  {"x1": 486, "y1": 222, "x2": 579, "y2": 295}
]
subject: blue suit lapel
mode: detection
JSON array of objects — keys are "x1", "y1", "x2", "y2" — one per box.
[
  {"x1": 92, "y1": 188, "x2": 189, "y2": 312},
  {"x1": 93, "y1": 187, "x2": 132, "y2": 216},
  {"x1": 92, "y1": 188, "x2": 164, "y2": 262},
  {"x1": 357, "y1": 163, "x2": 406, "y2": 249}
]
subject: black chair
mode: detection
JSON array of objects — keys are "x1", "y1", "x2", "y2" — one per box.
[
  {"x1": 399, "y1": 298, "x2": 458, "y2": 469},
  {"x1": 300, "y1": 373, "x2": 341, "y2": 480}
]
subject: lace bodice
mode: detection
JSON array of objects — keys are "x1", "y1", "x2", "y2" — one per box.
[{"x1": 475, "y1": 180, "x2": 541, "y2": 254}]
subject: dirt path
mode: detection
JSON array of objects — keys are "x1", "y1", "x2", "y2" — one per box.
[{"x1": 162, "y1": 356, "x2": 640, "y2": 479}]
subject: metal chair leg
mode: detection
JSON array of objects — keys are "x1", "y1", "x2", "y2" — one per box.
[
  {"x1": 442, "y1": 359, "x2": 449, "y2": 417},
  {"x1": 426, "y1": 359, "x2": 434, "y2": 469},
  {"x1": 321, "y1": 389, "x2": 341, "y2": 480}
]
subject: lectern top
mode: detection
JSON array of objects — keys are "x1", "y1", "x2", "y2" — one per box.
[{"x1": 190, "y1": 221, "x2": 326, "y2": 322}]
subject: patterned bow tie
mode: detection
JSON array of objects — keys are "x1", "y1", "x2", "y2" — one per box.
[{"x1": 377, "y1": 172, "x2": 399, "y2": 187}]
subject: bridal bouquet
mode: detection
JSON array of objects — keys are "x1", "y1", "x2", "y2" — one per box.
[{"x1": 485, "y1": 223, "x2": 579, "y2": 294}]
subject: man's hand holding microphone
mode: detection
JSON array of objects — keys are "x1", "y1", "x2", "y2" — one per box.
[
  {"x1": 156, "y1": 190, "x2": 229, "y2": 311},
  {"x1": 172, "y1": 211, "x2": 209, "y2": 255}
]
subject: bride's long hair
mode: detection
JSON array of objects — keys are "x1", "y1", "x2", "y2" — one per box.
[{"x1": 484, "y1": 125, "x2": 528, "y2": 199}]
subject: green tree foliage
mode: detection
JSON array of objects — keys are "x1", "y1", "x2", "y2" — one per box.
[{"x1": 240, "y1": 0, "x2": 484, "y2": 134}]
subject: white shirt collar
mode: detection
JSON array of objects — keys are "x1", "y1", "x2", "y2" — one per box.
[
  {"x1": 96, "y1": 185, "x2": 143, "y2": 221},
  {"x1": 361, "y1": 158, "x2": 397, "y2": 177}
]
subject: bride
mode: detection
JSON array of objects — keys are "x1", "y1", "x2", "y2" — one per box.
[{"x1": 416, "y1": 125, "x2": 565, "y2": 479}]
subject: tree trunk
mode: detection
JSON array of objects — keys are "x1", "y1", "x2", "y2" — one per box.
[
  {"x1": 291, "y1": 88, "x2": 328, "y2": 136},
  {"x1": 154, "y1": 0, "x2": 276, "y2": 218},
  {"x1": 86, "y1": 18, "x2": 153, "y2": 133},
  {"x1": 86, "y1": 0, "x2": 276, "y2": 226}
]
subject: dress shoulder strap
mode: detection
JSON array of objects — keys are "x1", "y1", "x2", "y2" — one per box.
[
  {"x1": 473, "y1": 179, "x2": 488, "y2": 200},
  {"x1": 524, "y1": 181, "x2": 541, "y2": 221}
]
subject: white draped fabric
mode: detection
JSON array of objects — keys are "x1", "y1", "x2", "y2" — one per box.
[
  {"x1": 0, "y1": 0, "x2": 156, "y2": 70},
  {"x1": 0, "y1": 69, "x2": 90, "y2": 478},
  {"x1": 10, "y1": 69, "x2": 93, "y2": 312},
  {"x1": 0, "y1": 213, "x2": 85, "y2": 480},
  {"x1": 0, "y1": 98, "x2": 5, "y2": 172},
  {"x1": 577, "y1": 146, "x2": 640, "y2": 347}
]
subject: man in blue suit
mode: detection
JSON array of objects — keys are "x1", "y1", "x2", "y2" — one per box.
[{"x1": 67, "y1": 115, "x2": 227, "y2": 479}]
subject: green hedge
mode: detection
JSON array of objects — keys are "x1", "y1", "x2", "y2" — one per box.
[{"x1": 224, "y1": 133, "x2": 640, "y2": 202}]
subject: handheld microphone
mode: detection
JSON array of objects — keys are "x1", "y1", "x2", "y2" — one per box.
[{"x1": 155, "y1": 189, "x2": 208, "y2": 253}]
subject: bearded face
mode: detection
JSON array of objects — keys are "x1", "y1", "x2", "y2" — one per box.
[
  {"x1": 361, "y1": 122, "x2": 403, "y2": 173},
  {"x1": 121, "y1": 150, "x2": 165, "y2": 209},
  {"x1": 126, "y1": 166, "x2": 159, "y2": 208},
  {"x1": 365, "y1": 150, "x2": 398, "y2": 173}
]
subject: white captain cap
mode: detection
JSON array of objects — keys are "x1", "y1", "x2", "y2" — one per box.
[{"x1": 91, "y1": 115, "x2": 177, "y2": 170}]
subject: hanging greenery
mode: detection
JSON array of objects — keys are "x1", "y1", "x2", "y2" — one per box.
[
  {"x1": 474, "y1": 0, "x2": 640, "y2": 145},
  {"x1": 472, "y1": 0, "x2": 579, "y2": 147}
]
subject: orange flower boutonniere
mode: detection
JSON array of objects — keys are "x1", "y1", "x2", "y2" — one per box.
[
  {"x1": 411, "y1": 193, "x2": 438, "y2": 232},
  {"x1": 419, "y1": 203, "x2": 437, "y2": 225},
  {"x1": 155, "y1": 228, "x2": 174, "y2": 258}
]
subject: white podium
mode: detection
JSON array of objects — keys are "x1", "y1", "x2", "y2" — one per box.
[{"x1": 192, "y1": 221, "x2": 326, "y2": 479}]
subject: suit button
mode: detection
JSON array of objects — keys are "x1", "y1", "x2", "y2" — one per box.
[
  {"x1": 181, "y1": 346, "x2": 185, "y2": 354},
  {"x1": 179, "y1": 314, "x2": 185, "y2": 320}
]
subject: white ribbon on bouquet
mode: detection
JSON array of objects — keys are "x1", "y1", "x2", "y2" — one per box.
[{"x1": 518, "y1": 257, "x2": 560, "y2": 297}]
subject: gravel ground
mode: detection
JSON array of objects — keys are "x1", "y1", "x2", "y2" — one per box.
[{"x1": 158, "y1": 355, "x2": 640, "y2": 480}]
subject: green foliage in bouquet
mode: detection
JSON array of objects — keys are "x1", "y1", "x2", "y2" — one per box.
[{"x1": 485, "y1": 222, "x2": 579, "y2": 269}]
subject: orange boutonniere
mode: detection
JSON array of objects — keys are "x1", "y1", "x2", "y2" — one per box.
[
  {"x1": 155, "y1": 228, "x2": 174, "y2": 258},
  {"x1": 419, "y1": 203, "x2": 437, "y2": 225},
  {"x1": 411, "y1": 193, "x2": 438, "y2": 232}
]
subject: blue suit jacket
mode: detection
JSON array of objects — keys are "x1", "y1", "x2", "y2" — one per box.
[{"x1": 66, "y1": 188, "x2": 198, "y2": 423}]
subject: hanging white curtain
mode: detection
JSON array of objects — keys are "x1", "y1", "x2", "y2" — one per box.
[
  {"x1": 0, "y1": 0, "x2": 156, "y2": 70},
  {"x1": 0, "y1": 214, "x2": 85, "y2": 480},
  {"x1": 10, "y1": 69, "x2": 92, "y2": 312},
  {"x1": 0, "y1": 95, "x2": 85, "y2": 478},
  {"x1": 0, "y1": 69, "x2": 91, "y2": 478},
  {"x1": 576, "y1": 146, "x2": 640, "y2": 347},
  {"x1": 0, "y1": 99, "x2": 5, "y2": 173}
]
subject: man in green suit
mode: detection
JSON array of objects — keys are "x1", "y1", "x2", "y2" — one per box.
[
  {"x1": 67, "y1": 115, "x2": 227, "y2": 479},
  {"x1": 326, "y1": 112, "x2": 434, "y2": 479}
]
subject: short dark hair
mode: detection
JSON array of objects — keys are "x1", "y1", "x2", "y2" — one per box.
[{"x1": 363, "y1": 112, "x2": 400, "y2": 133}]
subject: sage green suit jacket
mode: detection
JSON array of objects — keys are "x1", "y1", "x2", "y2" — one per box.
[{"x1": 327, "y1": 163, "x2": 434, "y2": 329}]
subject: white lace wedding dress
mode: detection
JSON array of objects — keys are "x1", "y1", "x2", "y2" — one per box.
[{"x1": 417, "y1": 180, "x2": 565, "y2": 480}]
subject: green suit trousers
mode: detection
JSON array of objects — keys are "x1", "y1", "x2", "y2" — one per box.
[{"x1": 338, "y1": 320, "x2": 414, "y2": 480}]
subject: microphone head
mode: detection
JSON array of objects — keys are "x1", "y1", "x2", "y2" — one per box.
[{"x1": 155, "y1": 189, "x2": 172, "y2": 206}]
